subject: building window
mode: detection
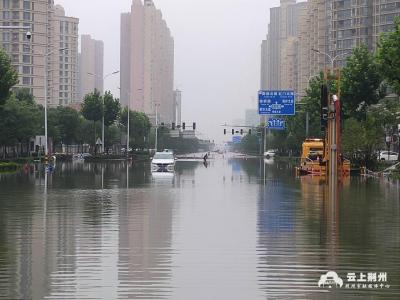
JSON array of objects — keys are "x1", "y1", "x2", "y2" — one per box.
[
  {"x1": 23, "y1": 0, "x2": 30, "y2": 10},
  {"x1": 2, "y1": 43, "x2": 10, "y2": 52},
  {"x1": 11, "y1": 43, "x2": 18, "y2": 52},
  {"x1": 22, "y1": 55, "x2": 30, "y2": 63},
  {"x1": 3, "y1": 0, "x2": 10, "y2": 9},
  {"x1": 11, "y1": 32, "x2": 18, "y2": 42},
  {"x1": 2, "y1": 32, "x2": 10, "y2": 42},
  {"x1": 12, "y1": 11, "x2": 19, "y2": 19},
  {"x1": 12, "y1": 54, "x2": 18, "y2": 63},
  {"x1": 23, "y1": 12, "x2": 30, "y2": 21},
  {"x1": 3, "y1": 11, "x2": 10, "y2": 20},
  {"x1": 22, "y1": 77, "x2": 32, "y2": 85},
  {"x1": 12, "y1": 0, "x2": 19, "y2": 8},
  {"x1": 22, "y1": 66, "x2": 31, "y2": 74},
  {"x1": 22, "y1": 44, "x2": 30, "y2": 53}
]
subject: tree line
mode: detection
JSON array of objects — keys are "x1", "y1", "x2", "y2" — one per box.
[
  {"x1": 0, "y1": 47, "x2": 153, "y2": 157},
  {"x1": 240, "y1": 19, "x2": 400, "y2": 167},
  {"x1": 0, "y1": 46, "x2": 205, "y2": 157}
]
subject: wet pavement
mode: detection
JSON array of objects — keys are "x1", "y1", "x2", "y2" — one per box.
[{"x1": 0, "y1": 155, "x2": 399, "y2": 299}]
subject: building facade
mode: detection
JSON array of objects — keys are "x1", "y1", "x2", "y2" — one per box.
[
  {"x1": 121, "y1": 0, "x2": 174, "y2": 124},
  {"x1": 0, "y1": 1, "x2": 79, "y2": 106},
  {"x1": 79, "y1": 34, "x2": 104, "y2": 100},
  {"x1": 260, "y1": 0, "x2": 306, "y2": 95},
  {"x1": 173, "y1": 89, "x2": 182, "y2": 125},
  {"x1": 261, "y1": 0, "x2": 400, "y2": 98},
  {"x1": 52, "y1": 4, "x2": 79, "y2": 106}
]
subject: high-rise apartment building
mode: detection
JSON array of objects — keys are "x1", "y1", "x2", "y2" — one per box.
[
  {"x1": 260, "y1": 0, "x2": 306, "y2": 95},
  {"x1": 121, "y1": 0, "x2": 174, "y2": 124},
  {"x1": 261, "y1": 0, "x2": 400, "y2": 98},
  {"x1": 330, "y1": 0, "x2": 400, "y2": 66},
  {"x1": 173, "y1": 89, "x2": 182, "y2": 125},
  {"x1": 52, "y1": 4, "x2": 79, "y2": 106},
  {"x1": 0, "y1": 1, "x2": 79, "y2": 106},
  {"x1": 79, "y1": 34, "x2": 104, "y2": 100}
]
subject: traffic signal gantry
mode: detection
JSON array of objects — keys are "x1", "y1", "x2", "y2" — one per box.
[
  {"x1": 222, "y1": 124, "x2": 254, "y2": 136},
  {"x1": 170, "y1": 122, "x2": 196, "y2": 131}
]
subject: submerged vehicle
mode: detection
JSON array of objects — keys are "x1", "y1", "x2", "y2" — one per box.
[
  {"x1": 151, "y1": 151, "x2": 175, "y2": 172},
  {"x1": 296, "y1": 139, "x2": 350, "y2": 176}
]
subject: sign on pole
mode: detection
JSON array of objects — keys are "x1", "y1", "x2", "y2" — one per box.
[
  {"x1": 267, "y1": 119, "x2": 286, "y2": 130},
  {"x1": 258, "y1": 90, "x2": 295, "y2": 116},
  {"x1": 232, "y1": 136, "x2": 242, "y2": 144}
]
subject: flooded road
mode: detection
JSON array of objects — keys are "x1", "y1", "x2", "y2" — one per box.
[{"x1": 0, "y1": 156, "x2": 399, "y2": 299}]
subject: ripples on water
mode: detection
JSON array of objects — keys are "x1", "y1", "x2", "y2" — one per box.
[{"x1": 0, "y1": 158, "x2": 399, "y2": 299}]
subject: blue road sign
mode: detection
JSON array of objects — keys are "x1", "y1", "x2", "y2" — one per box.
[
  {"x1": 258, "y1": 90, "x2": 295, "y2": 115},
  {"x1": 232, "y1": 136, "x2": 242, "y2": 144},
  {"x1": 267, "y1": 118, "x2": 285, "y2": 130}
]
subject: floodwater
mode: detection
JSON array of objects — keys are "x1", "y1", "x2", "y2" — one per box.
[{"x1": 0, "y1": 156, "x2": 399, "y2": 299}]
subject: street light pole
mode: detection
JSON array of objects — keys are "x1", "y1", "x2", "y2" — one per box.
[
  {"x1": 155, "y1": 104, "x2": 159, "y2": 152},
  {"x1": 44, "y1": 47, "x2": 68, "y2": 157},
  {"x1": 311, "y1": 48, "x2": 350, "y2": 71}
]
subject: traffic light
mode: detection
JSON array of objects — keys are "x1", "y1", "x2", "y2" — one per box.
[
  {"x1": 182, "y1": 122, "x2": 186, "y2": 130},
  {"x1": 193, "y1": 122, "x2": 196, "y2": 130},
  {"x1": 224, "y1": 129, "x2": 227, "y2": 135},
  {"x1": 249, "y1": 129, "x2": 252, "y2": 135},
  {"x1": 161, "y1": 122, "x2": 165, "y2": 127},
  {"x1": 240, "y1": 129, "x2": 243, "y2": 135},
  {"x1": 172, "y1": 122, "x2": 175, "y2": 130},
  {"x1": 320, "y1": 84, "x2": 329, "y2": 130},
  {"x1": 232, "y1": 129, "x2": 234, "y2": 135}
]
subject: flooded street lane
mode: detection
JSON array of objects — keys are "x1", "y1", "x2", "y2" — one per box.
[{"x1": 0, "y1": 157, "x2": 399, "y2": 299}]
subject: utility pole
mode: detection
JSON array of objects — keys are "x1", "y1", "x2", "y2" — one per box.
[{"x1": 155, "y1": 104, "x2": 159, "y2": 152}]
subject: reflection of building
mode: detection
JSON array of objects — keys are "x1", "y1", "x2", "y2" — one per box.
[
  {"x1": 121, "y1": 0, "x2": 174, "y2": 124},
  {"x1": 79, "y1": 34, "x2": 104, "y2": 99},
  {"x1": 118, "y1": 190, "x2": 173, "y2": 298}
]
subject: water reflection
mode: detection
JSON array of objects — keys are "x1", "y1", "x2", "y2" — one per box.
[
  {"x1": 257, "y1": 159, "x2": 400, "y2": 299},
  {"x1": 0, "y1": 159, "x2": 399, "y2": 299}
]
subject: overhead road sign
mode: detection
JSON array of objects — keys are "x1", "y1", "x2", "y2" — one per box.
[
  {"x1": 267, "y1": 119, "x2": 286, "y2": 130},
  {"x1": 258, "y1": 90, "x2": 296, "y2": 116}
]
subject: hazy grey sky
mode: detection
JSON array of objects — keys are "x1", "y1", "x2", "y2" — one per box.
[{"x1": 56, "y1": 0, "x2": 281, "y2": 142}]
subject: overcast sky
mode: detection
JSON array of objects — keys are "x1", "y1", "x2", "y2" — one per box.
[{"x1": 56, "y1": 0, "x2": 281, "y2": 142}]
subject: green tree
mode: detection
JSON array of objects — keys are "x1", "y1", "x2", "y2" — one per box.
[
  {"x1": 81, "y1": 90, "x2": 103, "y2": 150},
  {"x1": 81, "y1": 90, "x2": 103, "y2": 123},
  {"x1": 239, "y1": 134, "x2": 259, "y2": 155},
  {"x1": 14, "y1": 88, "x2": 34, "y2": 103},
  {"x1": 0, "y1": 48, "x2": 18, "y2": 106},
  {"x1": 376, "y1": 18, "x2": 400, "y2": 95},
  {"x1": 120, "y1": 108, "x2": 152, "y2": 149},
  {"x1": 0, "y1": 97, "x2": 41, "y2": 157},
  {"x1": 48, "y1": 107, "x2": 81, "y2": 146},
  {"x1": 341, "y1": 45, "x2": 385, "y2": 120},
  {"x1": 103, "y1": 91, "x2": 121, "y2": 127}
]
